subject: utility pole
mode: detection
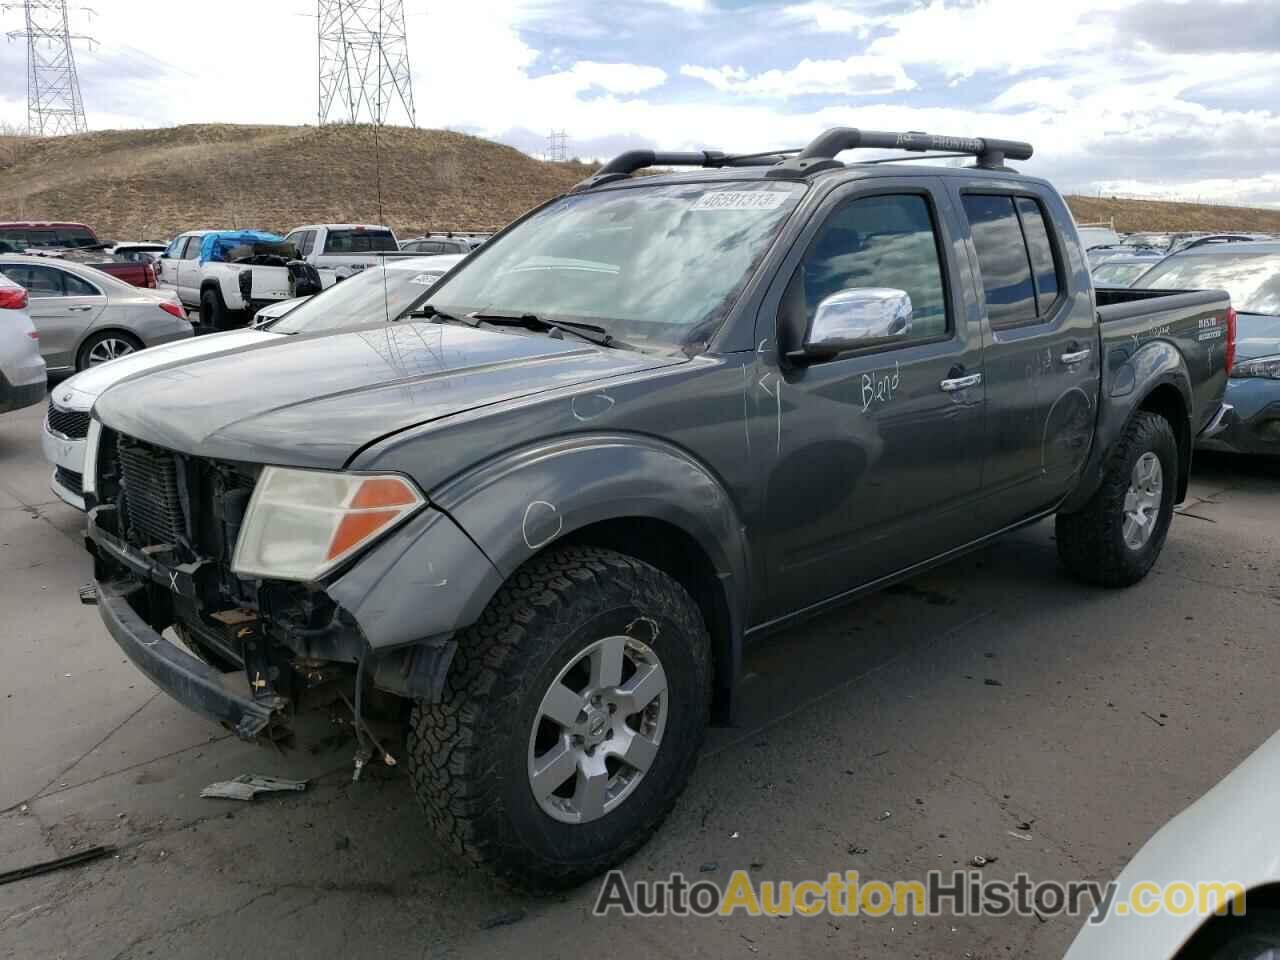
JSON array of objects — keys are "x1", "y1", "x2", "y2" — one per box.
[
  {"x1": 3, "y1": 0, "x2": 92, "y2": 136},
  {"x1": 317, "y1": 0, "x2": 416, "y2": 127}
]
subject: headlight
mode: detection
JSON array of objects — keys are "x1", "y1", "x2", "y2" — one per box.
[
  {"x1": 231, "y1": 467, "x2": 425, "y2": 581},
  {"x1": 1230, "y1": 355, "x2": 1280, "y2": 380}
]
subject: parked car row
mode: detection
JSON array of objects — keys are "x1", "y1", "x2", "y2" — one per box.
[
  {"x1": 1082, "y1": 232, "x2": 1280, "y2": 457},
  {"x1": 40, "y1": 253, "x2": 463, "y2": 507}
]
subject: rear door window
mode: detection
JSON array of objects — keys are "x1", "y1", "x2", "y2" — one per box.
[
  {"x1": 1015, "y1": 198, "x2": 1061, "y2": 315},
  {"x1": 961, "y1": 195, "x2": 1037, "y2": 328},
  {"x1": 62, "y1": 271, "x2": 99, "y2": 296}
]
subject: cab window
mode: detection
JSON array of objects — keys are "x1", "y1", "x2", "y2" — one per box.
[{"x1": 795, "y1": 193, "x2": 950, "y2": 341}]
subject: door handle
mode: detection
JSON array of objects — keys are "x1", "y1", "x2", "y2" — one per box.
[
  {"x1": 1060, "y1": 347, "x2": 1091, "y2": 365},
  {"x1": 940, "y1": 373, "x2": 982, "y2": 392},
  {"x1": 67, "y1": 305, "x2": 94, "y2": 312}
]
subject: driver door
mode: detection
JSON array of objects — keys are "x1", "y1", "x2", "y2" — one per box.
[{"x1": 754, "y1": 181, "x2": 988, "y2": 621}]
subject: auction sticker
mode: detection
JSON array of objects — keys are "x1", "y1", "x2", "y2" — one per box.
[{"x1": 691, "y1": 191, "x2": 790, "y2": 211}]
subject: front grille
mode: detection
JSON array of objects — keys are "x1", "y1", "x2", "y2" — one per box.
[
  {"x1": 54, "y1": 466, "x2": 83, "y2": 498},
  {"x1": 47, "y1": 401, "x2": 90, "y2": 439},
  {"x1": 118, "y1": 436, "x2": 185, "y2": 547}
]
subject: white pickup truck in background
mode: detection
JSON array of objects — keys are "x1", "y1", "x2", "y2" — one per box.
[
  {"x1": 281, "y1": 223, "x2": 416, "y2": 280},
  {"x1": 158, "y1": 230, "x2": 339, "y2": 330}
]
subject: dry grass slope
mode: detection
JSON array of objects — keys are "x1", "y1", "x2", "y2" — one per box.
[
  {"x1": 2, "y1": 124, "x2": 1278, "y2": 240},
  {"x1": 0, "y1": 124, "x2": 594, "y2": 239},
  {"x1": 1064, "y1": 195, "x2": 1280, "y2": 234}
]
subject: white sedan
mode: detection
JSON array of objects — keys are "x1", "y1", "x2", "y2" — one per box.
[{"x1": 42, "y1": 254, "x2": 463, "y2": 508}]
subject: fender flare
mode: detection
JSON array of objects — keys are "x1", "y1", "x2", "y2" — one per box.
[{"x1": 1060, "y1": 339, "x2": 1194, "y2": 513}]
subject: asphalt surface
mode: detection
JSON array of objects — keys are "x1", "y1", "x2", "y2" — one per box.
[{"x1": 1, "y1": 394, "x2": 1278, "y2": 960}]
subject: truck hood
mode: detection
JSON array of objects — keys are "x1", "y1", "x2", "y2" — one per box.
[
  {"x1": 93, "y1": 321, "x2": 685, "y2": 469},
  {"x1": 55, "y1": 329, "x2": 281, "y2": 410}
]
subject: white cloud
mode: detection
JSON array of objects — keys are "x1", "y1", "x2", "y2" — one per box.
[
  {"x1": 547, "y1": 61, "x2": 668, "y2": 95},
  {"x1": 680, "y1": 56, "x2": 916, "y2": 97},
  {"x1": 780, "y1": 1, "x2": 877, "y2": 34},
  {"x1": 868, "y1": 0, "x2": 1123, "y2": 79}
]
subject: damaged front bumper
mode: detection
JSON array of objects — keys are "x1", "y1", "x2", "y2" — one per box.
[{"x1": 94, "y1": 578, "x2": 285, "y2": 740}]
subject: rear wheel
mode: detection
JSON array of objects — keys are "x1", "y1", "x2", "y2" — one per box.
[
  {"x1": 407, "y1": 546, "x2": 711, "y2": 890},
  {"x1": 77, "y1": 330, "x2": 142, "y2": 370},
  {"x1": 199, "y1": 286, "x2": 229, "y2": 331},
  {"x1": 1056, "y1": 410, "x2": 1178, "y2": 587}
]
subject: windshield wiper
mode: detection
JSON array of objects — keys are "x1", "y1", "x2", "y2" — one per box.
[
  {"x1": 419, "y1": 303, "x2": 476, "y2": 326},
  {"x1": 469, "y1": 311, "x2": 624, "y2": 349}
]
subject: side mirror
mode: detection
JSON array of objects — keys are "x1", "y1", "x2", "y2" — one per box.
[{"x1": 796, "y1": 287, "x2": 912, "y2": 361}]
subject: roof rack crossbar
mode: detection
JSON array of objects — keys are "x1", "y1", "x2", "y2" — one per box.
[
  {"x1": 571, "y1": 149, "x2": 791, "y2": 192},
  {"x1": 767, "y1": 126, "x2": 1034, "y2": 178}
]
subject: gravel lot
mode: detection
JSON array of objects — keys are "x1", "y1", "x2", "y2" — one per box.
[{"x1": 1, "y1": 395, "x2": 1278, "y2": 960}]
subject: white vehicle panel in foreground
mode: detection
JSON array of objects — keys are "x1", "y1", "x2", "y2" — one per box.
[{"x1": 1065, "y1": 728, "x2": 1280, "y2": 958}]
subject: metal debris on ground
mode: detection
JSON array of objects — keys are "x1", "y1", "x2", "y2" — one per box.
[
  {"x1": 1006, "y1": 830, "x2": 1033, "y2": 841},
  {"x1": 200, "y1": 774, "x2": 308, "y2": 801},
  {"x1": 970, "y1": 854, "x2": 999, "y2": 867},
  {"x1": 876, "y1": 810, "x2": 892, "y2": 821},
  {"x1": 0, "y1": 845, "x2": 116, "y2": 886}
]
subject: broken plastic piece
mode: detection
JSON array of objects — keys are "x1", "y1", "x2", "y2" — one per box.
[{"x1": 200, "y1": 774, "x2": 308, "y2": 801}]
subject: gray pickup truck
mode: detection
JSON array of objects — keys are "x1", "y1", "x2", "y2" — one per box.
[{"x1": 81, "y1": 127, "x2": 1233, "y2": 889}]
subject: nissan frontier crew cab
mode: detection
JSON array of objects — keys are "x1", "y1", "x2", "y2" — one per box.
[{"x1": 81, "y1": 127, "x2": 1233, "y2": 890}]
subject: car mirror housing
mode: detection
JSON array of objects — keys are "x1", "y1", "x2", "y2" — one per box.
[{"x1": 796, "y1": 287, "x2": 913, "y2": 361}]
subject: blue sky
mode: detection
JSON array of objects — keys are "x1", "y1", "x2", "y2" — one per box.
[{"x1": 2, "y1": 0, "x2": 1278, "y2": 205}]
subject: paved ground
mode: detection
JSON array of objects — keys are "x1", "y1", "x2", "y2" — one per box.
[{"x1": 1, "y1": 395, "x2": 1278, "y2": 960}]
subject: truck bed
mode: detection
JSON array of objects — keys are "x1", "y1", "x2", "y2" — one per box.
[{"x1": 1095, "y1": 285, "x2": 1232, "y2": 438}]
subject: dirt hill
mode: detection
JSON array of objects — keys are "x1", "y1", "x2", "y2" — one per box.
[
  {"x1": 1, "y1": 123, "x2": 1277, "y2": 240},
  {"x1": 1064, "y1": 195, "x2": 1280, "y2": 234},
  {"x1": 0, "y1": 124, "x2": 594, "y2": 239}
]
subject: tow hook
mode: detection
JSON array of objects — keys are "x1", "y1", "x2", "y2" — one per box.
[{"x1": 79, "y1": 584, "x2": 98, "y2": 606}]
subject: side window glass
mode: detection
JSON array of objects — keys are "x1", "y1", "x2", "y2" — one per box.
[
  {"x1": 23, "y1": 266, "x2": 65, "y2": 297},
  {"x1": 961, "y1": 194, "x2": 1037, "y2": 329},
  {"x1": 799, "y1": 193, "x2": 950, "y2": 341},
  {"x1": 1015, "y1": 198, "x2": 1061, "y2": 315},
  {"x1": 62, "y1": 272, "x2": 98, "y2": 297},
  {"x1": 182, "y1": 237, "x2": 200, "y2": 260}
]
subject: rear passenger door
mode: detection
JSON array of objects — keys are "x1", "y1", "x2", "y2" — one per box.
[
  {"x1": 955, "y1": 189, "x2": 1098, "y2": 525},
  {"x1": 756, "y1": 181, "x2": 988, "y2": 619},
  {"x1": 175, "y1": 236, "x2": 203, "y2": 305}
]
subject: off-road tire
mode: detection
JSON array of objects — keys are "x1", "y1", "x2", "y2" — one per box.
[
  {"x1": 1056, "y1": 410, "x2": 1178, "y2": 587},
  {"x1": 199, "y1": 286, "x2": 228, "y2": 331},
  {"x1": 1182, "y1": 908, "x2": 1280, "y2": 959},
  {"x1": 407, "y1": 545, "x2": 711, "y2": 891}
]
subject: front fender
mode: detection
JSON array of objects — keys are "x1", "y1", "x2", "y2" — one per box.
[
  {"x1": 1060, "y1": 339, "x2": 1194, "y2": 513},
  {"x1": 431, "y1": 433, "x2": 749, "y2": 591}
]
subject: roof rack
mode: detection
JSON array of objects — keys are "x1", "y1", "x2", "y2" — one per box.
[
  {"x1": 767, "y1": 127, "x2": 1033, "y2": 177},
  {"x1": 570, "y1": 150, "x2": 794, "y2": 192},
  {"x1": 572, "y1": 126, "x2": 1033, "y2": 192}
]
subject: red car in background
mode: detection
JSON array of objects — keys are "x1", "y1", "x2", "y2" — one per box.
[{"x1": 0, "y1": 221, "x2": 158, "y2": 289}]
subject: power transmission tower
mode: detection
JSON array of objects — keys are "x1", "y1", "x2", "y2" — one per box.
[
  {"x1": 317, "y1": 0, "x2": 416, "y2": 127},
  {"x1": 545, "y1": 129, "x2": 568, "y2": 162},
  {"x1": 3, "y1": 0, "x2": 92, "y2": 135}
]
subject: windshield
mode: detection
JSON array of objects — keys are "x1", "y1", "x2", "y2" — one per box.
[
  {"x1": 1092, "y1": 262, "x2": 1156, "y2": 287},
  {"x1": 426, "y1": 181, "x2": 805, "y2": 347},
  {"x1": 1136, "y1": 251, "x2": 1280, "y2": 315},
  {"x1": 270, "y1": 262, "x2": 448, "y2": 335}
]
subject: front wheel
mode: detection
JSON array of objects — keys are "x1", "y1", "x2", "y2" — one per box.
[
  {"x1": 407, "y1": 546, "x2": 711, "y2": 890},
  {"x1": 1056, "y1": 410, "x2": 1178, "y2": 587}
]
